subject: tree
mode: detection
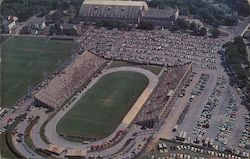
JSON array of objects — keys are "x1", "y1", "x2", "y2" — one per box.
[
  {"x1": 191, "y1": 27, "x2": 200, "y2": 36},
  {"x1": 95, "y1": 20, "x2": 104, "y2": 28},
  {"x1": 19, "y1": 26, "x2": 30, "y2": 34},
  {"x1": 234, "y1": 36, "x2": 247, "y2": 56},
  {"x1": 222, "y1": 41, "x2": 233, "y2": 48},
  {"x1": 211, "y1": 28, "x2": 220, "y2": 38},
  {"x1": 236, "y1": 1, "x2": 250, "y2": 16},
  {"x1": 147, "y1": 0, "x2": 161, "y2": 8},
  {"x1": 189, "y1": 22, "x2": 197, "y2": 31},
  {"x1": 176, "y1": 18, "x2": 190, "y2": 30},
  {"x1": 54, "y1": 23, "x2": 62, "y2": 34},
  {"x1": 199, "y1": 27, "x2": 207, "y2": 36},
  {"x1": 225, "y1": 16, "x2": 238, "y2": 26},
  {"x1": 49, "y1": 25, "x2": 55, "y2": 35},
  {"x1": 137, "y1": 21, "x2": 154, "y2": 30}
]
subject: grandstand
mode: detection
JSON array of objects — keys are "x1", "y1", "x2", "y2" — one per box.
[
  {"x1": 79, "y1": 0, "x2": 178, "y2": 26},
  {"x1": 135, "y1": 63, "x2": 192, "y2": 129},
  {"x1": 34, "y1": 51, "x2": 107, "y2": 110}
]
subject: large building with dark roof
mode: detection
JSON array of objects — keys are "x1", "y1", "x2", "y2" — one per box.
[{"x1": 79, "y1": 0, "x2": 179, "y2": 26}]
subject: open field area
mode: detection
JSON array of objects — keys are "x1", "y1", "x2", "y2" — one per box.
[
  {"x1": 0, "y1": 35, "x2": 9, "y2": 44},
  {"x1": 1, "y1": 36, "x2": 78, "y2": 108},
  {"x1": 56, "y1": 71, "x2": 149, "y2": 139},
  {"x1": 0, "y1": 134, "x2": 17, "y2": 159}
]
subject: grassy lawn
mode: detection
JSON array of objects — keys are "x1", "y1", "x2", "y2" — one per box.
[
  {"x1": 0, "y1": 35, "x2": 9, "y2": 44},
  {"x1": 1, "y1": 36, "x2": 78, "y2": 108},
  {"x1": 0, "y1": 114, "x2": 27, "y2": 159},
  {"x1": 0, "y1": 134, "x2": 17, "y2": 159},
  {"x1": 57, "y1": 71, "x2": 149, "y2": 140},
  {"x1": 107, "y1": 61, "x2": 163, "y2": 75}
]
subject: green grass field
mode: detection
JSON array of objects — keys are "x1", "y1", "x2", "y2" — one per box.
[
  {"x1": 0, "y1": 35, "x2": 9, "y2": 44},
  {"x1": 57, "y1": 71, "x2": 149, "y2": 140},
  {"x1": 1, "y1": 36, "x2": 78, "y2": 108},
  {"x1": 0, "y1": 134, "x2": 17, "y2": 159}
]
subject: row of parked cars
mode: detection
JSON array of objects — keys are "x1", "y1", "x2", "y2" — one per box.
[
  {"x1": 193, "y1": 76, "x2": 226, "y2": 136},
  {"x1": 216, "y1": 94, "x2": 238, "y2": 145},
  {"x1": 239, "y1": 114, "x2": 250, "y2": 149},
  {"x1": 178, "y1": 72, "x2": 196, "y2": 98},
  {"x1": 191, "y1": 74, "x2": 210, "y2": 96},
  {"x1": 157, "y1": 141, "x2": 249, "y2": 159}
]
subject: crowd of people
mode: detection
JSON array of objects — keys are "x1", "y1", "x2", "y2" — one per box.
[
  {"x1": 135, "y1": 63, "x2": 192, "y2": 129},
  {"x1": 79, "y1": 28, "x2": 221, "y2": 70},
  {"x1": 34, "y1": 51, "x2": 107, "y2": 109}
]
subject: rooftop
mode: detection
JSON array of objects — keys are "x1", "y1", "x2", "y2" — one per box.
[
  {"x1": 46, "y1": 144, "x2": 64, "y2": 155},
  {"x1": 83, "y1": 0, "x2": 148, "y2": 9},
  {"x1": 66, "y1": 149, "x2": 87, "y2": 157},
  {"x1": 142, "y1": 8, "x2": 174, "y2": 18}
]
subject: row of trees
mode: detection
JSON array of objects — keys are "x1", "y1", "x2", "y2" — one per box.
[
  {"x1": 171, "y1": 18, "x2": 220, "y2": 38},
  {"x1": 147, "y1": 0, "x2": 240, "y2": 27},
  {"x1": 1, "y1": 0, "x2": 82, "y2": 21},
  {"x1": 95, "y1": 20, "x2": 155, "y2": 31},
  {"x1": 95, "y1": 20, "x2": 129, "y2": 30},
  {"x1": 223, "y1": 37, "x2": 250, "y2": 111},
  {"x1": 215, "y1": 0, "x2": 250, "y2": 17},
  {"x1": 137, "y1": 21, "x2": 154, "y2": 30}
]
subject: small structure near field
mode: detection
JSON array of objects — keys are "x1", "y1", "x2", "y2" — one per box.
[
  {"x1": 45, "y1": 144, "x2": 64, "y2": 156},
  {"x1": 66, "y1": 149, "x2": 87, "y2": 159}
]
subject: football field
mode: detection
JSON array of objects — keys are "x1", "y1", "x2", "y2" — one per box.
[
  {"x1": 56, "y1": 71, "x2": 149, "y2": 140},
  {"x1": 1, "y1": 36, "x2": 78, "y2": 108}
]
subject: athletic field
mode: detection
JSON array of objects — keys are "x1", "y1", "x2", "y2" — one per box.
[
  {"x1": 57, "y1": 71, "x2": 149, "y2": 140},
  {"x1": 1, "y1": 36, "x2": 78, "y2": 108}
]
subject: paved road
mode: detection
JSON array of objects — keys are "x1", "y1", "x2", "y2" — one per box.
[
  {"x1": 30, "y1": 108, "x2": 49, "y2": 149},
  {"x1": 220, "y1": 16, "x2": 250, "y2": 41},
  {"x1": 13, "y1": 109, "x2": 45, "y2": 159}
]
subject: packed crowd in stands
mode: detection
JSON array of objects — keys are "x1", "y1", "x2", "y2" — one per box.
[
  {"x1": 135, "y1": 63, "x2": 192, "y2": 129},
  {"x1": 79, "y1": 28, "x2": 222, "y2": 70},
  {"x1": 34, "y1": 51, "x2": 107, "y2": 109}
]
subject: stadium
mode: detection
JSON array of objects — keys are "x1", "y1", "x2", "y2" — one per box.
[
  {"x1": 1, "y1": 34, "x2": 193, "y2": 158},
  {"x1": 35, "y1": 50, "x2": 192, "y2": 158}
]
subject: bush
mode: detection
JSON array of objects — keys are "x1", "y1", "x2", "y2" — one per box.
[
  {"x1": 151, "y1": 0, "x2": 240, "y2": 27},
  {"x1": 211, "y1": 28, "x2": 220, "y2": 38},
  {"x1": 1, "y1": 0, "x2": 82, "y2": 21},
  {"x1": 137, "y1": 21, "x2": 154, "y2": 30}
]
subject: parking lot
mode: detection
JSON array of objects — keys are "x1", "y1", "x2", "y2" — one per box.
[
  {"x1": 141, "y1": 139, "x2": 249, "y2": 159},
  {"x1": 238, "y1": 114, "x2": 250, "y2": 149},
  {"x1": 79, "y1": 28, "x2": 222, "y2": 70},
  {"x1": 165, "y1": 69, "x2": 249, "y2": 154}
]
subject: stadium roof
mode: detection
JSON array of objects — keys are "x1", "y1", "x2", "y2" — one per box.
[
  {"x1": 142, "y1": 8, "x2": 174, "y2": 18},
  {"x1": 83, "y1": 0, "x2": 148, "y2": 8},
  {"x1": 79, "y1": 0, "x2": 148, "y2": 18}
]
